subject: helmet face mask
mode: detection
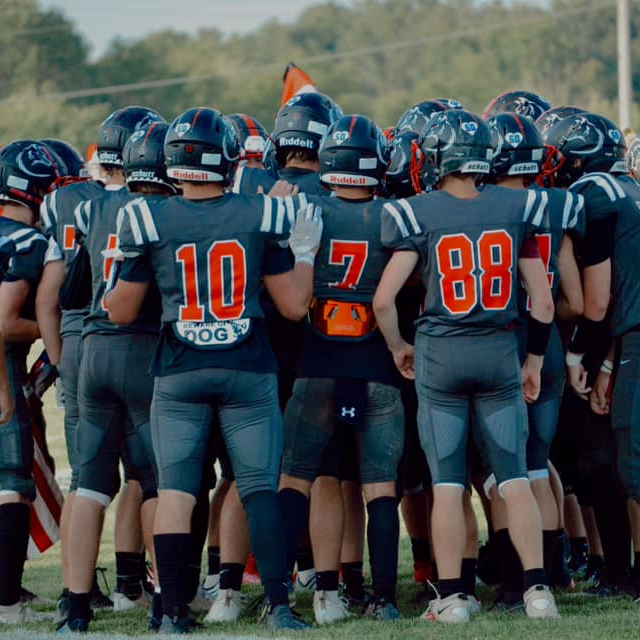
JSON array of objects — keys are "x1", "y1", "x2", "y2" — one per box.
[
  {"x1": 226, "y1": 113, "x2": 268, "y2": 164},
  {"x1": 385, "y1": 130, "x2": 420, "y2": 197}
]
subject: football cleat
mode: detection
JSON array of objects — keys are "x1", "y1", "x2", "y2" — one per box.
[
  {"x1": 294, "y1": 568, "x2": 317, "y2": 592},
  {"x1": 0, "y1": 601, "x2": 52, "y2": 624},
  {"x1": 421, "y1": 592, "x2": 471, "y2": 623},
  {"x1": 365, "y1": 597, "x2": 402, "y2": 621},
  {"x1": 200, "y1": 573, "x2": 220, "y2": 601},
  {"x1": 523, "y1": 584, "x2": 560, "y2": 618},
  {"x1": 112, "y1": 588, "x2": 151, "y2": 612},
  {"x1": 266, "y1": 603, "x2": 310, "y2": 630},
  {"x1": 204, "y1": 588, "x2": 242, "y2": 623},
  {"x1": 313, "y1": 590, "x2": 350, "y2": 624}
]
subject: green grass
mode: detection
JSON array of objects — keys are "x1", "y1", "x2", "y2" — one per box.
[{"x1": 3, "y1": 348, "x2": 640, "y2": 637}]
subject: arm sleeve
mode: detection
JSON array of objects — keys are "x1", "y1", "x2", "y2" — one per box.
[
  {"x1": 118, "y1": 255, "x2": 153, "y2": 283},
  {"x1": 6, "y1": 237, "x2": 48, "y2": 284},
  {"x1": 263, "y1": 243, "x2": 293, "y2": 276}
]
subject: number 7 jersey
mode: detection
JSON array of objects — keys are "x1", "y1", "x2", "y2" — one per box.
[{"x1": 381, "y1": 184, "x2": 548, "y2": 336}]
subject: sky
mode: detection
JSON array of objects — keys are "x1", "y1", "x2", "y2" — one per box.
[{"x1": 40, "y1": 0, "x2": 354, "y2": 59}]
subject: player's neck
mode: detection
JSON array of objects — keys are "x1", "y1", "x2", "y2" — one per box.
[
  {"x1": 1, "y1": 203, "x2": 35, "y2": 226},
  {"x1": 498, "y1": 176, "x2": 527, "y2": 190},
  {"x1": 181, "y1": 182, "x2": 225, "y2": 200},
  {"x1": 103, "y1": 170, "x2": 126, "y2": 187},
  {"x1": 439, "y1": 175, "x2": 480, "y2": 199},
  {"x1": 333, "y1": 186, "x2": 373, "y2": 200}
]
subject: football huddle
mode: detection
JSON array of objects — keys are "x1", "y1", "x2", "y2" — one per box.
[{"x1": 0, "y1": 77, "x2": 639, "y2": 636}]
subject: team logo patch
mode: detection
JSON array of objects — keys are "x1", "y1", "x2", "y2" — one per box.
[
  {"x1": 287, "y1": 95, "x2": 302, "y2": 106},
  {"x1": 462, "y1": 121, "x2": 478, "y2": 135},
  {"x1": 506, "y1": 132, "x2": 523, "y2": 147},
  {"x1": 128, "y1": 130, "x2": 146, "y2": 143},
  {"x1": 609, "y1": 129, "x2": 622, "y2": 143},
  {"x1": 332, "y1": 131, "x2": 350, "y2": 145},
  {"x1": 16, "y1": 144, "x2": 56, "y2": 178},
  {"x1": 175, "y1": 122, "x2": 191, "y2": 137}
]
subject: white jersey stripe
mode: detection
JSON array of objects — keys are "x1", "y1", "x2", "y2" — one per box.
[
  {"x1": 531, "y1": 190, "x2": 548, "y2": 227},
  {"x1": 231, "y1": 165, "x2": 244, "y2": 194},
  {"x1": 137, "y1": 198, "x2": 159, "y2": 242},
  {"x1": 397, "y1": 198, "x2": 422, "y2": 234},
  {"x1": 522, "y1": 189, "x2": 538, "y2": 223},
  {"x1": 260, "y1": 195, "x2": 273, "y2": 232},
  {"x1": 383, "y1": 202, "x2": 409, "y2": 238},
  {"x1": 124, "y1": 202, "x2": 144, "y2": 246}
]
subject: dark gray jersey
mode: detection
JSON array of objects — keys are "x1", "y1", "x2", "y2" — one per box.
[
  {"x1": 117, "y1": 192, "x2": 292, "y2": 355},
  {"x1": 232, "y1": 165, "x2": 327, "y2": 197},
  {"x1": 382, "y1": 184, "x2": 547, "y2": 336},
  {"x1": 75, "y1": 187, "x2": 161, "y2": 336},
  {"x1": 517, "y1": 187, "x2": 585, "y2": 315},
  {"x1": 40, "y1": 180, "x2": 105, "y2": 335}
]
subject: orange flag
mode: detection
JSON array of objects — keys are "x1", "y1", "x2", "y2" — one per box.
[{"x1": 281, "y1": 62, "x2": 317, "y2": 107}]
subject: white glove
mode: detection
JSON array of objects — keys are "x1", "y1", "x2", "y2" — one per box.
[{"x1": 289, "y1": 203, "x2": 323, "y2": 265}]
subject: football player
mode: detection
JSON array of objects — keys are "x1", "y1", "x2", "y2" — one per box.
[
  {"x1": 374, "y1": 109, "x2": 559, "y2": 622},
  {"x1": 106, "y1": 107, "x2": 321, "y2": 633},
  {"x1": 546, "y1": 113, "x2": 640, "y2": 594},
  {"x1": 279, "y1": 114, "x2": 404, "y2": 623},
  {"x1": 481, "y1": 112, "x2": 584, "y2": 608},
  {"x1": 59, "y1": 108, "x2": 167, "y2": 633},
  {"x1": 38, "y1": 139, "x2": 112, "y2": 619},
  {"x1": 0, "y1": 140, "x2": 64, "y2": 624}
]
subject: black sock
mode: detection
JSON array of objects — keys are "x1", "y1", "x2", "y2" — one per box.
[
  {"x1": 523, "y1": 568, "x2": 548, "y2": 591},
  {"x1": 186, "y1": 486, "x2": 210, "y2": 602},
  {"x1": 494, "y1": 528, "x2": 523, "y2": 603},
  {"x1": 411, "y1": 538, "x2": 431, "y2": 562},
  {"x1": 461, "y1": 558, "x2": 477, "y2": 597},
  {"x1": 207, "y1": 546, "x2": 221, "y2": 576},
  {"x1": 551, "y1": 529, "x2": 571, "y2": 587},
  {"x1": 341, "y1": 562, "x2": 364, "y2": 600},
  {"x1": 278, "y1": 488, "x2": 309, "y2": 576},
  {"x1": 570, "y1": 536, "x2": 587, "y2": 564},
  {"x1": 150, "y1": 591, "x2": 163, "y2": 624},
  {"x1": 154, "y1": 533, "x2": 191, "y2": 618},
  {"x1": 542, "y1": 530, "x2": 556, "y2": 585},
  {"x1": 219, "y1": 563, "x2": 244, "y2": 591},
  {"x1": 316, "y1": 570, "x2": 339, "y2": 592},
  {"x1": 437, "y1": 577, "x2": 464, "y2": 598},
  {"x1": 0, "y1": 503, "x2": 30, "y2": 606},
  {"x1": 296, "y1": 546, "x2": 314, "y2": 572},
  {"x1": 67, "y1": 591, "x2": 91, "y2": 623},
  {"x1": 367, "y1": 497, "x2": 399, "y2": 605},
  {"x1": 245, "y1": 491, "x2": 289, "y2": 608},
  {"x1": 116, "y1": 552, "x2": 143, "y2": 599}
]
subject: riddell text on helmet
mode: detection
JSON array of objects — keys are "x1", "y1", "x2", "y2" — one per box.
[{"x1": 278, "y1": 136, "x2": 315, "y2": 148}]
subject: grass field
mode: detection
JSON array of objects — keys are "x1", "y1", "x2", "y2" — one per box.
[{"x1": 2, "y1": 353, "x2": 640, "y2": 638}]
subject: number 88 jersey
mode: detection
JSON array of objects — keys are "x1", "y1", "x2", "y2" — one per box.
[
  {"x1": 117, "y1": 192, "x2": 294, "y2": 350},
  {"x1": 381, "y1": 184, "x2": 549, "y2": 336}
]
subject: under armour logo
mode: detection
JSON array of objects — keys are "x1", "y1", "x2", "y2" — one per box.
[{"x1": 341, "y1": 406, "x2": 356, "y2": 418}]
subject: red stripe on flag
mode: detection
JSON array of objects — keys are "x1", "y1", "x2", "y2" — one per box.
[
  {"x1": 32, "y1": 457, "x2": 62, "y2": 522},
  {"x1": 29, "y1": 500, "x2": 54, "y2": 554}
]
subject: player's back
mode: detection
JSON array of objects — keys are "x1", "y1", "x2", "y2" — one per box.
[{"x1": 383, "y1": 184, "x2": 546, "y2": 336}]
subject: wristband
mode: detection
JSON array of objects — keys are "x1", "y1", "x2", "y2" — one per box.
[
  {"x1": 600, "y1": 359, "x2": 614, "y2": 374},
  {"x1": 526, "y1": 316, "x2": 553, "y2": 356},
  {"x1": 565, "y1": 351, "x2": 583, "y2": 367},
  {"x1": 569, "y1": 317, "x2": 609, "y2": 355}
]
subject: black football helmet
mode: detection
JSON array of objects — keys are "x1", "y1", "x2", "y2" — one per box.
[
  {"x1": 626, "y1": 133, "x2": 640, "y2": 182},
  {"x1": 483, "y1": 90, "x2": 552, "y2": 122},
  {"x1": 40, "y1": 139, "x2": 86, "y2": 178},
  {"x1": 272, "y1": 92, "x2": 343, "y2": 165},
  {"x1": 486, "y1": 113, "x2": 545, "y2": 180},
  {"x1": 0, "y1": 140, "x2": 63, "y2": 209},
  {"x1": 97, "y1": 106, "x2": 164, "y2": 168},
  {"x1": 226, "y1": 113, "x2": 269, "y2": 163},
  {"x1": 384, "y1": 130, "x2": 420, "y2": 198},
  {"x1": 539, "y1": 112, "x2": 627, "y2": 187},
  {"x1": 412, "y1": 110, "x2": 492, "y2": 191},
  {"x1": 534, "y1": 105, "x2": 586, "y2": 137},
  {"x1": 123, "y1": 122, "x2": 177, "y2": 193},
  {"x1": 319, "y1": 114, "x2": 389, "y2": 187},
  {"x1": 395, "y1": 100, "x2": 450, "y2": 136},
  {"x1": 164, "y1": 107, "x2": 240, "y2": 184}
]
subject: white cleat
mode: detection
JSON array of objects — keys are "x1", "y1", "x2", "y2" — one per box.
[
  {"x1": 421, "y1": 592, "x2": 471, "y2": 623},
  {"x1": 204, "y1": 588, "x2": 242, "y2": 623},
  {"x1": 295, "y1": 568, "x2": 317, "y2": 592},
  {"x1": 0, "y1": 601, "x2": 52, "y2": 624},
  {"x1": 313, "y1": 589, "x2": 350, "y2": 625},
  {"x1": 201, "y1": 573, "x2": 220, "y2": 601},
  {"x1": 112, "y1": 590, "x2": 151, "y2": 612},
  {"x1": 524, "y1": 584, "x2": 560, "y2": 619}
]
